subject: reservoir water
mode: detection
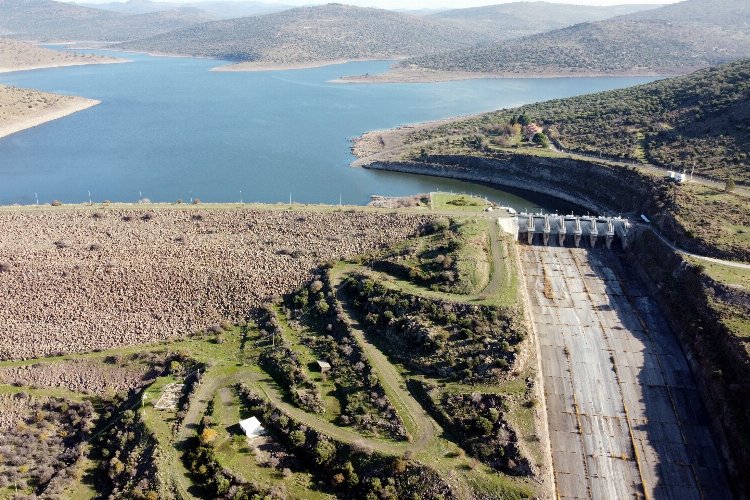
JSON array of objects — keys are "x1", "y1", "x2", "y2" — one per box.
[{"x1": 0, "y1": 51, "x2": 657, "y2": 207}]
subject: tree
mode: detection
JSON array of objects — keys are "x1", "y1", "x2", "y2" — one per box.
[
  {"x1": 200, "y1": 427, "x2": 217, "y2": 445},
  {"x1": 533, "y1": 132, "x2": 550, "y2": 147},
  {"x1": 725, "y1": 177, "x2": 736, "y2": 192},
  {"x1": 517, "y1": 114, "x2": 531, "y2": 126},
  {"x1": 169, "y1": 360, "x2": 183, "y2": 375},
  {"x1": 314, "y1": 439, "x2": 336, "y2": 464}
]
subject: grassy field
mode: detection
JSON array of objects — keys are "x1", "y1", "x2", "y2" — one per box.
[
  {"x1": 431, "y1": 192, "x2": 489, "y2": 212},
  {"x1": 687, "y1": 257, "x2": 750, "y2": 289}
]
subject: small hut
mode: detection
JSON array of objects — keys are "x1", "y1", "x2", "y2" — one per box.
[
  {"x1": 239, "y1": 417, "x2": 265, "y2": 438},
  {"x1": 316, "y1": 360, "x2": 331, "y2": 373}
]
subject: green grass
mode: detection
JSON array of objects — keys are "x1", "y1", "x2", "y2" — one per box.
[
  {"x1": 211, "y1": 388, "x2": 333, "y2": 500},
  {"x1": 63, "y1": 453, "x2": 98, "y2": 500},
  {"x1": 0, "y1": 383, "x2": 90, "y2": 402},
  {"x1": 431, "y1": 192, "x2": 489, "y2": 212},
  {"x1": 454, "y1": 218, "x2": 491, "y2": 294},
  {"x1": 687, "y1": 257, "x2": 750, "y2": 289},
  {"x1": 272, "y1": 307, "x2": 342, "y2": 420}
]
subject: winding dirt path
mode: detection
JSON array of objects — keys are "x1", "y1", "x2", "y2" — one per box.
[{"x1": 332, "y1": 275, "x2": 436, "y2": 448}]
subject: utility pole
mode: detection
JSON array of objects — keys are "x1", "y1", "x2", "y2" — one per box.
[
  {"x1": 240, "y1": 190, "x2": 243, "y2": 205},
  {"x1": 35, "y1": 192, "x2": 38, "y2": 206},
  {"x1": 88, "y1": 191, "x2": 91, "y2": 205},
  {"x1": 289, "y1": 192, "x2": 292, "y2": 205}
]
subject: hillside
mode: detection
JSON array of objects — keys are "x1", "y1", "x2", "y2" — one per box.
[
  {"x1": 353, "y1": 60, "x2": 750, "y2": 261},
  {"x1": 82, "y1": 0, "x2": 290, "y2": 19},
  {"x1": 357, "y1": 59, "x2": 750, "y2": 183},
  {"x1": 429, "y1": 1, "x2": 662, "y2": 41},
  {"x1": 391, "y1": 0, "x2": 750, "y2": 78},
  {"x1": 0, "y1": 0, "x2": 215, "y2": 42},
  {"x1": 0, "y1": 37, "x2": 121, "y2": 72},
  {"x1": 114, "y1": 3, "x2": 495, "y2": 68}
]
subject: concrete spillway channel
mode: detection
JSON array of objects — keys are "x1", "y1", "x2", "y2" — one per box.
[{"x1": 519, "y1": 246, "x2": 731, "y2": 499}]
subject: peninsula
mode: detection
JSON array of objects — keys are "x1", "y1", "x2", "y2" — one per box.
[{"x1": 0, "y1": 85, "x2": 99, "y2": 139}]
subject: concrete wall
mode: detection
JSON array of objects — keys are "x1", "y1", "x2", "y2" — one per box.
[
  {"x1": 627, "y1": 231, "x2": 749, "y2": 497},
  {"x1": 364, "y1": 153, "x2": 665, "y2": 217}
]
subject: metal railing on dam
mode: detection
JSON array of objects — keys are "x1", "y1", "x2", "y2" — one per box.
[{"x1": 516, "y1": 213, "x2": 631, "y2": 249}]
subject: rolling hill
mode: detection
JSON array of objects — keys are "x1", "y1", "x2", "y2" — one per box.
[
  {"x1": 114, "y1": 3, "x2": 495, "y2": 67},
  {"x1": 0, "y1": 37, "x2": 121, "y2": 71},
  {"x1": 0, "y1": 0, "x2": 215, "y2": 41},
  {"x1": 428, "y1": 2, "x2": 663, "y2": 41},
  {"x1": 398, "y1": 0, "x2": 750, "y2": 78},
  {"x1": 353, "y1": 59, "x2": 750, "y2": 262},
  {"x1": 357, "y1": 59, "x2": 750, "y2": 184},
  {"x1": 80, "y1": 0, "x2": 290, "y2": 20}
]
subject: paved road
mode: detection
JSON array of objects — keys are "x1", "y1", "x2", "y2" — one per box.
[
  {"x1": 520, "y1": 245, "x2": 731, "y2": 499},
  {"x1": 549, "y1": 146, "x2": 749, "y2": 198},
  {"x1": 638, "y1": 224, "x2": 750, "y2": 270}
]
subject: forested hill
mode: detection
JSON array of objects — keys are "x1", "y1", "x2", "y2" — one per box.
[
  {"x1": 402, "y1": 0, "x2": 750, "y2": 77},
  {"x1": 0, "y1": 0, "x2": 215, "y2": 42},
  {"x1": 387, "y1": 59, "x2": 750, "y2": 184},
  {"x1": 114, "y1": 3, "x2": 493, "y2": 64},
  {"x1": 429, "y1": 1, "x2": 662, "y2": 41}
]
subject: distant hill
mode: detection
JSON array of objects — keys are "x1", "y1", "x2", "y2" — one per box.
[
  {"x1": 0, "y1": 0, "x2": 215, "y2": 41},
  {"x1": 367, "y1": 59, "x2": 750, "y2": 184},
  {"x1": 429, "y1": 1, "x2": 663, "y2": 41},
  {"x1": 114, "y1": 3, "x2": 495, "y2": 66},
  {"x1": 0, "y1": 37, "x2": 121, "y2": 71},
  {"x1": 80, "y1": 0, "x2": 290, "y2": 20},
  {"x1": 401, "y1": 0, "x2": 750, "y2": 77}
]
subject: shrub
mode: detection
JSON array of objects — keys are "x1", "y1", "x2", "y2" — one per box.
[{"x1": 50, "y1": 200, "x2": 62, "y2": 207}]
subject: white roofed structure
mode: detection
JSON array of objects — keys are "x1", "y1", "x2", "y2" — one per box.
[{"x1": 239, "y1": 416, "x2": 265, "y2": 438}]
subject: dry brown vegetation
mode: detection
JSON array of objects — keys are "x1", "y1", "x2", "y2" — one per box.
[
  {"x1": 0, "y1": 38, "x2": 118, "y2": 72},
  {"x1": 0, "y1": 84, "x2": 80, "y2": 114},
  {"x1": 0, "y1": 207, "x2": 432, "y2": 360},
  {"x1": 0, "y1": 359, "x2": 152, "y2": 395},
  {"x1": 0, "y1": 394, "x2": 95, "y2": 498}
]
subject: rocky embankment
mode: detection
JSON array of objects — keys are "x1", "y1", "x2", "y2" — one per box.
[{"x1": 0, "y1": 207, "x2": 433, "y2": 360}]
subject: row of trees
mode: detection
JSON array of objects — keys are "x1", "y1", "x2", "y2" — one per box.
[
  {"x1": 286, "y1": 272, "x2": 408, "y2": 440},
  {"x1": 342, "y1": 273, "x2": 524, "y2": 383}
]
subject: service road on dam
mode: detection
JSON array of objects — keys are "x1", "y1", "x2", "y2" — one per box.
[{"x1": 518, "y1": 244, "x2": 731, "y2": 499}]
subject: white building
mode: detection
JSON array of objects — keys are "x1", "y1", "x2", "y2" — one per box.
[{"x1": 239, "y1": 417, "x2": 265, "y2": 438}]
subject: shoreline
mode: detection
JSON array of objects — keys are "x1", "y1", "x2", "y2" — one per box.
[
  {"x1": 0, "y1": 58, "x2": 130, "y2": 75},
  {"x1": 0, "y1": 98, "x2": 100, "y2": 140},
  {"x1": 211, "y1": 57, "x2": 405, "y2": 73},
  {"x1": 334, "y1": 66, "x2": 671, "y2": 84},
  {"x1": 0, "y1": 201, "x2": 403, "y2": 212}
]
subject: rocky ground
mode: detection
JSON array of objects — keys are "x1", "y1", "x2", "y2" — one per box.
[
  {"x1": 0, "y1": 359, "x2": 151, "y2": 395},
  {"x1": 0, "y1": 206, "x2": 433, "y2": 360},
  {"x1": 0, "y1": 393, "x2": 33, "y2": 431}
]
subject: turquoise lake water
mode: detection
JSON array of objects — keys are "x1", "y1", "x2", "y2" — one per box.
[{"x1": 0, "y1": 51, "x2": 657, "y2": 207}]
